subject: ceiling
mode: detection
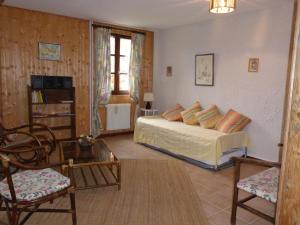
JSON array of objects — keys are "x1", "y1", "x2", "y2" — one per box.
[{"x1": 4, "y1": 0, "x2": 290, "y2": 29}]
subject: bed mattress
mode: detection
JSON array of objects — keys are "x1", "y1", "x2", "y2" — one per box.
[{"x1": 134, "y1": 116, "x2": 250, "y2": 167}]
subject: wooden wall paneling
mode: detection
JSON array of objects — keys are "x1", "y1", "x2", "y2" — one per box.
[
  {"x1": 0, "y1": 47, "x2": 2, "y2": 123},
  {"x1": 279, "y1": 0, "x2": 298, "y2": 161},
  {"x1": 93, "y1": 21, "x2": 146, "y2": 35},
  {"x1": 276, "y1": 0, "x2": 300, "y2": 224},
  {"x1": 111, "y1": 29, "x2": 132, "y2": 37},
  {"x1": 0, "y1": 6, "x2": 90, "y2": 138}
]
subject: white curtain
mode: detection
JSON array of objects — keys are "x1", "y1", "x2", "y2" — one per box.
[
  {"x1": 92, "y1": 28, "x2": 111, "y2": 137},
  {"x1": 129, "y1": 33, "x2": 145, "y2": 104}
]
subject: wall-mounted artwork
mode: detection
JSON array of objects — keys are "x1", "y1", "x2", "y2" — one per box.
[
  {"x1": 38, "y1": 42, "x2": 61, "y2": 61},
  {"x1": 166, "y1": 66, "x2": 172, "y2": 77},
  {"x1": 248, "y1": 58, "x2": 259, "y2": 72},
  {"x1": 195, "y1": 54, "x2": 214, "y2": 86}
]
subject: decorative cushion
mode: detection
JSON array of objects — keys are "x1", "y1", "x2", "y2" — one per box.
[
  {"x1": 181, "y1": 102, "x2": 202, "y2": 125},
  {"x1": 237, "y1": 167, "x2": 279, "y2": 203},
  {"x1": 0, "y1": 168, "x2": 70, "y2": 202},
  {"x1": 162, "y1": 104, "x2": 185, "y2": 121},
  {"x1": 195, "y1": 105, "x2": 223, "y2": 129},
  {"x1": 215, "y1": 109, "x2": 251, "y2": 133}
]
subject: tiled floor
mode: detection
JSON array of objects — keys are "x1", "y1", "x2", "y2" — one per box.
[{"x1": 104, "y1": 134, "x2": 275, "y2": 225}]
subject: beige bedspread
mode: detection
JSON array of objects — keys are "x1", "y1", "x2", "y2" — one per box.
[{"x1": 134, "y1": 116, "x2": 250, "y2": 166}]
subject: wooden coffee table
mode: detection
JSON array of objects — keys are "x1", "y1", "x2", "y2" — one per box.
[{"x1": 59, "y1": 138, "x2": 121, "y2": 190}]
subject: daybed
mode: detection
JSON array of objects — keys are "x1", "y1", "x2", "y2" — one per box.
[{"x1": 134, "y1": 116, "x2": 250, "y2": 170}]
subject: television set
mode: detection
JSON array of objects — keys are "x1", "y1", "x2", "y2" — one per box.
[{"x1": 31, "y1": 75, "x2": 73, "y2": 89}]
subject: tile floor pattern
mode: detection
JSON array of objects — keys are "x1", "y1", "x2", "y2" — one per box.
[
  {"x1": 103, "y1": 134, "x2": 275, "y2": 225},
  {"x1": 0, "y1": 134, "x2": 275, "y2": 225}
]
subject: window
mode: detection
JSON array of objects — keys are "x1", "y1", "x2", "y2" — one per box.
[{"x1": 110, "y1": 34, "x2": 131, "y2": 95}]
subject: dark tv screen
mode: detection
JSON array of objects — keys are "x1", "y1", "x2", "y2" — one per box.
[{"x1": 31, "y1": 75, "x2": 73, "y2": 89}]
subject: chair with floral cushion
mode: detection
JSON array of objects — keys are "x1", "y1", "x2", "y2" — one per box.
[
  {"x1": 0, "y1": 151, "x2": 77, "y2": 225},
  {"x1": 230, "y1": 157, "x2": 281, "y2": 225}
]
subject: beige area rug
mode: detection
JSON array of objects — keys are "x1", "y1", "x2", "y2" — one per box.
[{"x1": 0, "y1": 159, "x2": 210, "y2": 225}]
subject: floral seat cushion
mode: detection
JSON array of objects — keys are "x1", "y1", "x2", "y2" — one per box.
[
  {"x1": 0, "y1": 168, "x2": 70, "y2": 202},
  {"x1": 237, "y1": 167, "x2": 279, "y2": 203}
]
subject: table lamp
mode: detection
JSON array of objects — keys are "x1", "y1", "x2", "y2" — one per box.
[{"x1": 144, "y1": 92, "x2": 154, "y2": 109}]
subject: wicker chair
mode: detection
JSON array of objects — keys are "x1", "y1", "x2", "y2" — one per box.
[
  {"x1": 0, "y1": 151, "x2": 77, "y2": 225},
  {"x1": 0, "y1": 122, "x2": 57, "y2": 164},
  {"x1": 230, "y1": 157, "x2": 281, "y2": 225}
]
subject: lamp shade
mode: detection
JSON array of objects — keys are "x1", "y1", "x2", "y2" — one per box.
[
  {"x1": 144, "y1": 92, "x2": 154, "y2": 102},
  {"x1": 209, "y1": 0, "x2": 236, "y2": 14}
]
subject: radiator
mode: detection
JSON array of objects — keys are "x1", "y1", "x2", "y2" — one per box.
[{"x1": 106, "y1": 104, "x2": 131, "y2": 131}]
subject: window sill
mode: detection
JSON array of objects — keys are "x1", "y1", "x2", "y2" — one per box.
[
  {"x1": 111, "y1": 91, "x2": 129, "y2": 96},
  {"x1": 112, "y1": 94, "x2": 130, "y2": 97}
]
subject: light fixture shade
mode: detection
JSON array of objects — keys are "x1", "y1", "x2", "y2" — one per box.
[
  {"x1": 144, "y1": 92, "x2": 154, "y2": 102},
  {"x1": 209, "y1": 0, "x2": 236, "y2": 14}
]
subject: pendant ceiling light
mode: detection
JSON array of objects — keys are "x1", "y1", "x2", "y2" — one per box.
[{"x1": 209, "y1": 0, "x2": 236, "y2": 14}]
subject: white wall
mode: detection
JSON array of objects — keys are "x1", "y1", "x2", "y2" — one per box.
[{"x1": 153, "y1": 3, "x2": 293, "y2": 161}]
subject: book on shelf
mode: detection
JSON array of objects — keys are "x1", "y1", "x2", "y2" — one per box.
[
  {"x1": 54, "y1": 112, "x2": 75, "y2": 116},
  {"x1": 32, "y1": 90, "x2": 45, "y2": 103},
  {"x1": 60, "y1": 100, "x2": 74, "y2": 104}
]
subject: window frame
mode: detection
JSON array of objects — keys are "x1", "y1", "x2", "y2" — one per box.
[{"x1": 111, "y1": 33, "x2": 131, "y2": 95}]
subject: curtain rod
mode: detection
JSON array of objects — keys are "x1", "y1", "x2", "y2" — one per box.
[{"x1": 92, "y1": 23, "x2": 146, "y2": 35}]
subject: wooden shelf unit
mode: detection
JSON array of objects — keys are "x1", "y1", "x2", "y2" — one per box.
[{"x1": 27, "y1": 85, "x2": 76, "y2": 139}]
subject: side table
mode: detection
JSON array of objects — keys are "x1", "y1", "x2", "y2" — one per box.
[{"x1": 140, "y1": 108, "x2": 159, "y2": 116}]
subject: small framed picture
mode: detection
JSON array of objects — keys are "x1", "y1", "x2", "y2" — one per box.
[
  {"x1": 248, "y1": 58, "x2": 259, "y2": 72},
  {"x1": 195, "y1": 54, "x2": 214, "y2": 86},
  {"x1": 166, "y1": 66, "x2": 172, "y2": 77},
  {"x1": 38, "y1": 42, "x2": 61, "y2": 61}
]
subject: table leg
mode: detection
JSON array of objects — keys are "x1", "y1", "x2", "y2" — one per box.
[{"x1": 117, "y1": 163, "x2": 121, "y2": 190}]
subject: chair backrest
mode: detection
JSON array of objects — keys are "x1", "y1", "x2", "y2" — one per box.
[
  {"x1": 0, "y1": 144, "x2": 48, "y2": 179},
  {"x1": 0, "y1": 122, "x2": 7, "y2": 146},
  {"x1": 0, "y1": 153, "x2": 18, "y2": 202}
]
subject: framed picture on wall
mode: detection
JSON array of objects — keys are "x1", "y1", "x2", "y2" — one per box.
[
  {"x1": 195, "y1": 54, "x2": 214, "y2": 86},
  {"x1": 38, "y1": 42, "x2": 61, "y2": 61},
  {"x1": 248, "y1": 58, "x2": 259, "y2": 72},
  {"x1": 166, "y1": 66, "x2": 172, "y2": 77}
]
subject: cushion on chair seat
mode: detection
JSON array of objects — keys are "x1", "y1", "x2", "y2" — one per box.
[
  {"x1": 237, "y1": 167, "x2": 279, "y2": 203},
  {"x1": 0, "y1": 168, "x2": 70, "y2": 202}
]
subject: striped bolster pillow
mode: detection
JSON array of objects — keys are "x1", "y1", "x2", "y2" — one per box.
[
  {"x1": 195, "y1": 105, "x2": 223, "y2": 129},
  {"x1": 162, "y1": 104, "x2": 185, "y2": 121},
  {"x1": 215, "y1": 109, "x2": 251, "y2": 133},
  {"x1": 181, "y1": 101, "x2": 202, "y2": 125}
]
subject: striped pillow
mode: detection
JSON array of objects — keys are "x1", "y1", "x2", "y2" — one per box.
[
  {"x1": 162, "y1": 104, "x2": 184, "y2": 121},
  {"x1": 181, "y1": 102, "x2": 202, "y2": 125},
  {"x1": 215, "y1": 109, "x2": 251, "y2": 133},
  {"x1": 195, "y1": 105, "x2": 223, "y2": 129}
]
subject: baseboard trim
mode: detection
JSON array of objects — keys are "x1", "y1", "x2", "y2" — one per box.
[{"x1": 97, "y1": 130, "x2": 134, "y2": 138}]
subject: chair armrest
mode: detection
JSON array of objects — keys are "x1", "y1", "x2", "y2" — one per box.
[{"x1": 231, "y1": 157, "x2": 281, "y2": 168}]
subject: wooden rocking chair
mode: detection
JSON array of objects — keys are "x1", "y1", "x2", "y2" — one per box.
[{"x1": 0, "y1": 122, "x2": 57, "y2": 161}]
